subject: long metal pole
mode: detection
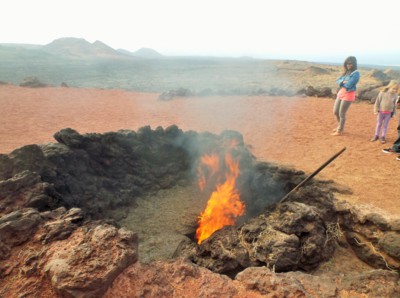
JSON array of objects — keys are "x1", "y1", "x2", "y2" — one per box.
[{"x1": 279, "y1": 147, "x2": 346, "y2": 204}]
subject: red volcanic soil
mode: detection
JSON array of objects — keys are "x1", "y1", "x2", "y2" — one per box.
[{"x1": 1, "y1": 85, "x2": 399, "y2": 216}]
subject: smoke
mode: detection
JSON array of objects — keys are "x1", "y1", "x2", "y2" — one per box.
[
  {"x1": 171, "y1": 128, "x2": 288, "y2": 227},
  {"x1": 237, "y1": 163, "x2": 287, "y2": 223}
]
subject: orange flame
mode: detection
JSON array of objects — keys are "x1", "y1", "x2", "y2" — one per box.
[
  {"x1": 196, "y1": 153, "x2": 220, "y2": 191},
  {"x1": 196, "y1": 152, "x2": 245, "y2": 244}
]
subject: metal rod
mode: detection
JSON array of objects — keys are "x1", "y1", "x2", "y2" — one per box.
[{"x1": 279, "y1": 147, "x2": 346, "y2": 204}]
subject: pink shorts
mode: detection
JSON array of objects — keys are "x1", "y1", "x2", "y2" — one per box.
[{"x1": 337, "y1": 87, "x2": 356, "y2": 101}]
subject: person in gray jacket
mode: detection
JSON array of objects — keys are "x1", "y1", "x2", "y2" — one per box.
[{"x1": 370, "y1": 80, "x2": 399, "y2": 144}]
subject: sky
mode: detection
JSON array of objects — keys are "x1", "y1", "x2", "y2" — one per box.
[{"x1": 2, "y1": 0, "x2": 399, "y2": 64}]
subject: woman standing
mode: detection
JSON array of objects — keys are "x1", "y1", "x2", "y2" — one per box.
[{"x1": 332, "y1": 56, "x2": 360, "y2": 136}]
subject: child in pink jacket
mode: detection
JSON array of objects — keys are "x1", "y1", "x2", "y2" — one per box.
[{"x1": 370, "y1": 80, "x2": 399, "y2": 144}]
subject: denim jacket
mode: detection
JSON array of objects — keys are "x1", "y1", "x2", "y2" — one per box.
[{"x1": 336, "y1": 70, "x2": 360, "y2": 92}]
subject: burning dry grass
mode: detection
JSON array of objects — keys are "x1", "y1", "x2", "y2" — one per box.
[{"x1": 196, "y1": 151, "x2": 245, "y2": 244}]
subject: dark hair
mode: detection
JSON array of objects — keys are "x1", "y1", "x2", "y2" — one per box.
[{"x1": 343, "y1": 56, "x2": 357, "y2": 74}]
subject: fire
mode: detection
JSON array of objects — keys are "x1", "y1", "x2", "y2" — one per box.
[
  {"x1": 195, "y1": 151, "x2": 245, "y2": 244},
  {"x1": 196, "y1": 153, "x2": 220, "y2": 191}
]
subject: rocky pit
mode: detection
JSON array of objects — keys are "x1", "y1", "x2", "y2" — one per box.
[{"x1": 1, "y1": 125, "x2": 400, "y2": 297}]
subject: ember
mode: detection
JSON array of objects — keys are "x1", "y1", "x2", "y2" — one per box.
[{"x1": 195, "y1": 151, "x2": 245, "y2": 244}]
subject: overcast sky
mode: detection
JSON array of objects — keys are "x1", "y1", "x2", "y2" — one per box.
[{"x1": 2, "y1": 0, "x2": 399, "y2": 64}]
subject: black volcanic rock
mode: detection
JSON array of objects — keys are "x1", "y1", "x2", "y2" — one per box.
[
  {"x1": 183, "y1": 198, "x2": 336, "y2": 276},
  {"x1": 0, "y1": 126, "x2": 262, "y2": 220},
  {"x1": 19, "y1": 76, "x2": 48, "y2": 88}
]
